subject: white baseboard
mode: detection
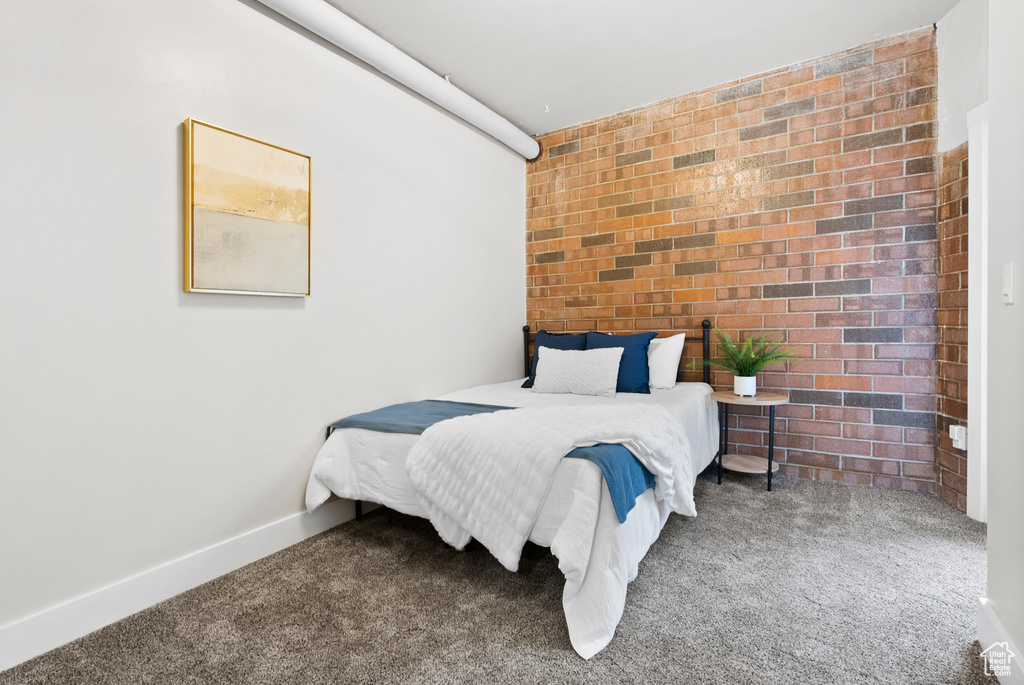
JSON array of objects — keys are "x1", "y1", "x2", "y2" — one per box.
[
  {"x1": 979, "y1": 597, "x2": 1024, "y2": 684},
  {"x1": 0, "y1": 498, "x2": 353, "y2": 673}
]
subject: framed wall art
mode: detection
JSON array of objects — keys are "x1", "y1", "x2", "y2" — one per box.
[{"x1": 184, "y1": 119, "x2": 311, "y2": 296}]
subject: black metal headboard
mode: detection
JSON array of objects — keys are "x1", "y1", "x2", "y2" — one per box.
[{"x1": 522, "y1": 320, "x2": 713, "y2": 385}]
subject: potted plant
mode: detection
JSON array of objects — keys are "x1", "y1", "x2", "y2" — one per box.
[{"x1": 691, "y1": 328, "x2": 797, "y2": 396}]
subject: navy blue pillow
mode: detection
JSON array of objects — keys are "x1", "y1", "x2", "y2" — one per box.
[
  {"x1": 585, "y1": 331, "x2": 658, "y2": 394},
  {"x1": 522, "y1": 331, "x2": 587, "y2": 388}
]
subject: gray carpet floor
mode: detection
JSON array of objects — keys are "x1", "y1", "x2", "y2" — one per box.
[{"x1": 1, "y1": 473, "x2": 994, "y2": 684}]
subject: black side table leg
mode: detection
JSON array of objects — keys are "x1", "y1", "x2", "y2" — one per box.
[
  {"x1": 767, "y1": 405, "x2": 776, "y2": 492},
  {"x1": 723, "y1": 403, "x2": 729, "y2": 457},
  {"x1": 717, "y1": 403, "x2": 724, "y2": 484},
  {"x1": 722, "y1": 403, "x2": 730, "y2": 485}
]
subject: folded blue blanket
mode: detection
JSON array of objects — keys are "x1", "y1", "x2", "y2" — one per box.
[
  {"x1": 328, "y1": 399, "x2": 655, "y2": 523},
  {"x1": 329, "y1": 399, "x2": 513, "y2": 435}
]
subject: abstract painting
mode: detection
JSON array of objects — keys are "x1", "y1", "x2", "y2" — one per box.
[{"x1": 184, "y1": 119, "x2": 310, "y2": 296}]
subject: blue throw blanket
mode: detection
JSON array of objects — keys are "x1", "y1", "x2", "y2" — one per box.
[
  {"x1": 329, "y1": 399, "x2": 512, "y2": 435},
  {"x1": 565, "y1": 444, "x2": 657, "y2": 523},
  {"x1": 329, "y1": 399, "x2": 655, "y2": 523}
]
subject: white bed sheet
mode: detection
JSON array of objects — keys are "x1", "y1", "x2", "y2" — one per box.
[{"x1": 305, "y1": 379, "x2": 719, "y2": 658}]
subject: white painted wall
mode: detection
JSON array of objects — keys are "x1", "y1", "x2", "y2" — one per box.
[
  {"x1": 985, "y1": 0, "x2": 1024, "y2": 670},
  {"x1": 0, "y1": 0, "x2": 525, "y2": 630},
  {"x1": 937, "y1": 0, "x2": 988, "y2": 151}
]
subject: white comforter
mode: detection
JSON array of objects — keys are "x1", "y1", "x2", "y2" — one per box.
[
  {"x1": 305, "y1": 380, "x2": 718, "y2": 658},
  {"x1": 407, "y1": 404, "x2": 696, "y2": 572}
]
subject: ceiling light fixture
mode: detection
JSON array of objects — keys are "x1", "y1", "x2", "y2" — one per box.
[{"x1": 250, "y1": 0, "x2": 541, "y2": 160}]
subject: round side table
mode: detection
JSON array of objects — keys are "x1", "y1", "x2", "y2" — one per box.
[{"x1": 711, "y1": 391, "x2": 789, "y2": 491}]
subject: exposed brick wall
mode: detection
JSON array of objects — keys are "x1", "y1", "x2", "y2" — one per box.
[
  {"x1": 526, "y1": 28, "x2": 942, "y2": 494},
  {"x1": 936, "y1": 142, "x2": 969, "y2": 511}
]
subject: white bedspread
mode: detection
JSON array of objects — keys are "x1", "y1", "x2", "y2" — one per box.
[
  {"x1": 407, "y1": 404, "x2": 695, "y2": 572},
  {"x1": 305, "y1": 379, "x2": 718, "y2": 658}
]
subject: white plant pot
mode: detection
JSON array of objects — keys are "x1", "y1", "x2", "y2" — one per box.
[{"x1": 733, "y1": 375, "x2": 756, "y2": 397}]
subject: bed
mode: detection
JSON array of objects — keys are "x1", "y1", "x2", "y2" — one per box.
[{"x1": 305, "y1": 322, "x2": 720, "y2": 659}]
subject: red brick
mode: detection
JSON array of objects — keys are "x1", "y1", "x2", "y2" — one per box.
[
  {"x1": 788, "y1": 419, "x2": 842, "y2": 437},
  {"x1": 815, "y1": 437, "x2": 873, "y2": 456},
  {"x1": 775, "y1": 403, "x2": 814, "y2": 420},
  {"x1": 789, "y1": 359, "x2": 844, "y2": 375},
  {"x1": 814, "y1": 375, "x2": 873, "y2": 391},
  {"x1": 844, "y1": 360, "x2": 904, "y2": 376},
  {"x1": 904, "y1": 394, "x2": 937, "y2": 412},
  {"x1": 816, "y1": 312, "x2": 873, "y2": 328},
  {"x1": 816, "y1": 344, "x2": 874, "y2": 360},
  {"x1": 787, "y1": 329, "x2": 842, "y2": 344},
  {"x1": 737, "y1": 415, "x2": 772, "y2": 432},
  {"x1": 788, "y1": 450, "x2": 842, "y2": 469},
  {"x1": 875, "y1": 32, "x2": 934, "y2": 63},
  {"x1": 815, "y1": 407, "x2": 872, "y2": 423},
  {"x1": 874, "y1": 344, "x2": 937, "y2": 360},
  {"x1": 872, "y1": 443, "x2": 936, "y2": 462},
  {"x1": 776, "y1": 433, "x2": 815, "y2": 450},
  {"x1": 790, "y1": 297, "x2": 842, "y2": 312},
  {"x1": 902, "y1": 461, "x2": 939, "y2": 480},
  {"x1": 939, "y1": 468, "x2": 967, "y2": 493},
  {"x1": 726, "y1": 429, "x2": 766, "y2": 449},
  {"x1": 760, "y1": 372, "x2": 814, "y2": 388},
  {"x1": 936, "y1": 449, "x2": 965, "y2": 477},
  {"x1": 936, "y1": 484, "x2": 966, "y2": 512},
  {"x1": 844, "y1": 424, "x2": 904, "y2": 442},
  {"x1": 764, "y1": 67, "x2": 814, "y2": 92},
  {"x1": 789, "y1": 75, "x2": 842, "y2": 100},
  {"x1": 843, "y1": 457, "x2": 901, "y2": 475}
]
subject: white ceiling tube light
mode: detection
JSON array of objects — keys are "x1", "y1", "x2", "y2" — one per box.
[{"x1": 251, "y1": 0, "x2": 542, "y2": 161}]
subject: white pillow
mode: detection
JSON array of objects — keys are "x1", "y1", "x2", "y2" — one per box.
[
  {"x1": 532, "y1": 347, "x2": 624, "y2": 398},
  {"x1": 647, "y1": 333, "x2": 686, "y2": 389}
]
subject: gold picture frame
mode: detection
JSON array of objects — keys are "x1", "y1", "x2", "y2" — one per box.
[{"x1": 184, "y1": 119, "x2": 311, "y2": 296}]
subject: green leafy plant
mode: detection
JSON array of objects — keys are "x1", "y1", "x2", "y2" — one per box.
[{"x1": 691, "y1": 328, "x2": 797, "y2": 377}]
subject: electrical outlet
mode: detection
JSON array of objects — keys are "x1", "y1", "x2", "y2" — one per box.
[
  {"x1": 1003, "y1": 262, "x2": 1015, "y2": 305},
  {"x1": 949, "y1": 425, "x2": 967, "y2": 451}
]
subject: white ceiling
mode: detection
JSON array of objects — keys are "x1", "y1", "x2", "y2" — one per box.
[{"x1": 326, "y1": 0, "x2": 960, "y2": 136}]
